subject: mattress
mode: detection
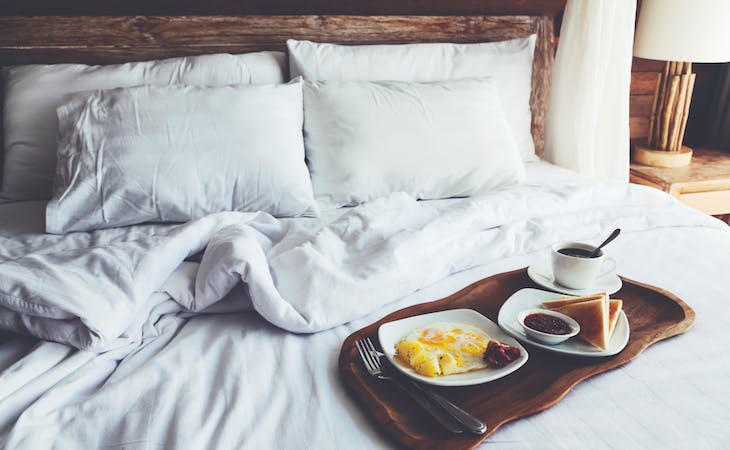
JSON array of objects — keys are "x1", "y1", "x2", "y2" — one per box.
[{"x1": 0, "y1": 161, "x2": 728, "y2": 449}]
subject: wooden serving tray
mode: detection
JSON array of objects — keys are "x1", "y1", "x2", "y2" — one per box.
[{"x1": 338, "y1": 268, "x2": 695, "y2": 449}]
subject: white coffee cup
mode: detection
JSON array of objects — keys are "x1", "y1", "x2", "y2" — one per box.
[{"x1": 551, "y1": 241, "x2": 617, "y2": 289}]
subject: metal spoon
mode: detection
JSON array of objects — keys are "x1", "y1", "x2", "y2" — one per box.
[{"x1": 589, "y1": 228, "x2": 621, "y2": 258}]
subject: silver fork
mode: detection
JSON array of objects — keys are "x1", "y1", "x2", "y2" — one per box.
[
  {"x1": 355, "y1": 338, "x2": 464, "y2": 434},
  {"x1": 355, "y1": 337, "x2": 487, "y2": 435},
  {"x1": 362, "y1": 337, "x2": 488, "y2": 436}
]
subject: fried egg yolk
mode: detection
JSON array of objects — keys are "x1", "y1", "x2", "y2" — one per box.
[{"x1": 395, "y1": 323, "x2": 490, "y2": 377}]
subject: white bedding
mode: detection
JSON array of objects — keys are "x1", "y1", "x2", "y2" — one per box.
[{"x1": 0, "y1": 161, "x2": 729, "y2": 449}]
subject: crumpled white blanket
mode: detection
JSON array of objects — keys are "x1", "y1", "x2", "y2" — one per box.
[{"x1": 0, "y1": 180, "x2": 722, "y2": 351}]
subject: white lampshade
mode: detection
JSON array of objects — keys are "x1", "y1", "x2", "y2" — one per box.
[{"x1": 634, "y1": 0, "x2": 730, "y2": 63}]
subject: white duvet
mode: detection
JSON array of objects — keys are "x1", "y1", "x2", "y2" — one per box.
[
  {"x1": 1, "y1": 175, "x2": 729, "y2": 449},
  {"x1": 0, "y1": 179, "x2": 720, "y2": 351}
]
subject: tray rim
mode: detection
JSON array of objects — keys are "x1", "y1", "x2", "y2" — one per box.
[{"x1": 337, "y1": 267, "x2": 696, "y2": 449}]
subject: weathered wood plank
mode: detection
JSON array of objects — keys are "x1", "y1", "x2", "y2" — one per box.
[
  {"x1": 632, "y1": 57, "x2": 664, "y2": 73},
  {"x1": 631, "y1": 72, "x2": 660, "y2": 95},
  {"x1": 630, "y1": 94, "x2": 654, "y2": 118},
  {"x1": 0, "y1": 15, "x2": 538, "y2": 55},
  {"x1": 530, "y1": 15, "x2": 553, "y2": 157},
  {"x1": 0, "y1": 15, "x2": 541, "y2": 65}
]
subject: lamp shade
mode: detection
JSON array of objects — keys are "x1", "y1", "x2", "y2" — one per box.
[{"x1": 634, "y1": 0, "x2": 730, "y2": 63}]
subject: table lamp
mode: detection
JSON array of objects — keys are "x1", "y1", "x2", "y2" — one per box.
[{"x1": 633, "y1": 0, "x2": 730, "y2": 168}]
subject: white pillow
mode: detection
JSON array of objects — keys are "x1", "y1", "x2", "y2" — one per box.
[
  {"x1": 303, "y1": 78, "x2": 525, "y2": 208},
  {"x1": 46, "y1": 79, "x2": 316, "y2": 234},
  {"x1": 288, "y1": 37, "x2": 536, "y2": 162},
  {"x1": 1, "y1": 51, "x2": 287, "y2": 202}
]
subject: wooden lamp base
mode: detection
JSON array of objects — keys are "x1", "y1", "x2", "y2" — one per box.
[
  {"x1": 641, "y1": 60, "x2": 696, "y2": 167},
  {"x1": 633, "y1": 144, "x2": 693, "y2": 168}
]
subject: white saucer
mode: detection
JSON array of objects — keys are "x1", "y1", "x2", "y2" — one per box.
[
  {"x1": 527, "y1": 264, "x2": 622, "y2": 296},
  {"x1": 498, "y1": 288, "x2": 630, "y2": 357}
]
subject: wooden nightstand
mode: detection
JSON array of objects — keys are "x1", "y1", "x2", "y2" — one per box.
[{"x1": 630, "y1": 148, "x2": 730, "y2": 217}]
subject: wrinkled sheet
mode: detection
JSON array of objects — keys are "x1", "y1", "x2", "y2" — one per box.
[{"x1": 1, "y1": 169, "x2": 730, "y2": 449}]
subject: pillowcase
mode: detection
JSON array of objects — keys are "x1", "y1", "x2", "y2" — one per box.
[
  {"x1": 1, "y1": 51, "x2": 287, "y2": 202},
  {"x1": 303, "y1": 78, "x2": 525, "y2": 208},
  {"x1": 46, "y1": 79, "x2": 316, "y2": 234},
  {"x1": 288, "y1": 37, "x2": 537, "y2": 161}
]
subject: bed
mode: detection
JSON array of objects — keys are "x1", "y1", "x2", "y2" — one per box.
[{"x1": 1, "y1": 10, "x2": 730, "y2": 450}]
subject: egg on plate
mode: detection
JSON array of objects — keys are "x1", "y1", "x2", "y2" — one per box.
[{"x1": 395, "y1": 322, "x2": 491, "y2": 377}]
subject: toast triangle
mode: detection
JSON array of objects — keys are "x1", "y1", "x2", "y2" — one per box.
[
  {"x1": 608, "y1": 299, "x2": 623, "y2": 335},
  {"x1": 542, "y1": 292, "x2": 607, "y2": 310},
  {"x1": 553, "y1": 297, "x2": 610, "y2": 350}
]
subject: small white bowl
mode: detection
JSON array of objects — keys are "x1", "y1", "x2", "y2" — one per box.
[{"x1": 517, "y1": 309, "x2": 580, "y2": 345}]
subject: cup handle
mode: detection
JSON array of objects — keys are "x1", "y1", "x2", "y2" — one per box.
[{"x1": 599, "y1": 257, "x2": 617, "y2": 278}]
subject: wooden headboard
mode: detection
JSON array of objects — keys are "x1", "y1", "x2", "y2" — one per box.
[{"x1": 0, "y1": 14, "x2": 555, "y2": 155}]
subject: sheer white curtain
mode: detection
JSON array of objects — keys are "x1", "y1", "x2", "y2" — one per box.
[{"x1": 544, "y1": 0, "x2": 637, "y2": 181}]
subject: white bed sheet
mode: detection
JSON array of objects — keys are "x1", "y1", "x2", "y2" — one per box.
[{"x1": 0, "y1": 161, "x2": 728, "y2": 449}]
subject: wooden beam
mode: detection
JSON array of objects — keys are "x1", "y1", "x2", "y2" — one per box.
[{"x1": 0, "y1": 15, "x2": 541, "y2": 64}]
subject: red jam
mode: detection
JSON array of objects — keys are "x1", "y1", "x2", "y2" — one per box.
[
  {"x1": 524, "y1": 313, "x2": 572, "y2": 335},
  {"x1": 483, "y1": 340, "x2": 521, "y2": 367}
]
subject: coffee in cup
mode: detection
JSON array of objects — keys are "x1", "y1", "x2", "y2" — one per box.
[{"x1": 551, "y1": 241, "x2": 617, "y2": 289}]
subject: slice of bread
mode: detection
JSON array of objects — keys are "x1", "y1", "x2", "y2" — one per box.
[
  {"x1": 542, "y1": 292, "x2": 624, "y2": 350},
  {"x1": 553, "y1": 297, "x2": 610, "y2": 350},
  {"x1": 608, "y1": 299, "x2": 623, "y2": 335},
  {"x1": 541, "y1": 292, "x2": 607, "y2": 310}
]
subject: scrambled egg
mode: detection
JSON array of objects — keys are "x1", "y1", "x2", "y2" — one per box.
[{"x1": 395, "y1": 322, "x2": 490, "y2": 377}]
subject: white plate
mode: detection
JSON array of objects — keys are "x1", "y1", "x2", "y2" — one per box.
[
  {"x1": 527, "y1": 264, "x2": 622, "y2": 296},
  {"x1": 497, "y1": 288, "x2": 630, "y2": 357},
  {"x1": 378, "y1": 309, "x2": 528, "y2": 386}
]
